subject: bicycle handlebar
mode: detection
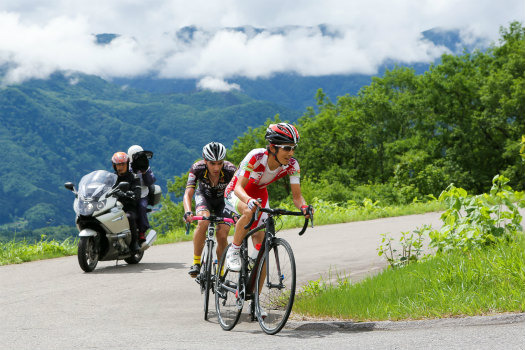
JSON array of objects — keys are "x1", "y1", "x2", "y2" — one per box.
[
  {"x1": 191, "y1": 216, "x2": 235, "y2": 224},
  {"x1": 185, "y1": 215, "x2": 235, "y2": 235},
  {"x1": 243, "y1": 203, "x2": 314, "y2": 236}
]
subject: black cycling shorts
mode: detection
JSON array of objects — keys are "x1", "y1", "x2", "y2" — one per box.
[{"x1": 195, "y1": 191, "x2": 232, "y2": 225}]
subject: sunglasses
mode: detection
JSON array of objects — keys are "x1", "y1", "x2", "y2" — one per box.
[{"x1": 273, "y1": 144, "x2": 297, "y2": 151}]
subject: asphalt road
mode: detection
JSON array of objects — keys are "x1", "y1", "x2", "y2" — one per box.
[{"x1": 1, "y1": 212, "x2": 524, "y2": 349}]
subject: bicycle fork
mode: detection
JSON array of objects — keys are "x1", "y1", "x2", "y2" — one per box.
[{"x1": 266, "y1": 237, "x2": 286, "y2": 290}]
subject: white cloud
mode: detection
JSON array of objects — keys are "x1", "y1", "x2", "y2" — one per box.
[
  {"x1": 197, "y1": 76, "x2": 240, "y2": 92},
  {"x1": 0, "y1": 0, "x2": 523, "y2": 85}
]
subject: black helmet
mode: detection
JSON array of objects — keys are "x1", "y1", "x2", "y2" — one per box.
[
  {"x1": 202, "y1": 142, "x2": 226, "y2": 161},
  {"x1": 265, "y1": 123, "x2": 300, "y2": 145}
]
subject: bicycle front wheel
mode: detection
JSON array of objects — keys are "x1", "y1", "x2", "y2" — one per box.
[
  {"x1": 255, "y1": 238, "x2": 296, "y2": 335},
  {"x1": 215, "y1": 244, "x2": 242, "y2": 330},
  {"x1": 202, "y1": 239, "x2": 214, "y2": 320}
]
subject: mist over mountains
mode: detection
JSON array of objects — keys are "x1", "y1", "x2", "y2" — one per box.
[{"x1": 110, "y1": 26, "x2": 484, "y2": 110}]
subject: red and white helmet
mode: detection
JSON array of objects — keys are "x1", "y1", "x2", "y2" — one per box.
[
  {"x1": 265, "y1": 123, "x2": 300, "y2": 145},
  {"x1": 111, "y1": 152, "x2": 129, "y2": 164}
]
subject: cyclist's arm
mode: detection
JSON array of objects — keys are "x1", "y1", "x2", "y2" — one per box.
[
  {"x1": 183, "y1": 187, "x2": 195, "y2": 214},
  {"x1": 290, "y1": 183, "x2": 310, "y2": 218},
  {"x1": 233, "y1": 176, "x2": 253, "y2": 205}
]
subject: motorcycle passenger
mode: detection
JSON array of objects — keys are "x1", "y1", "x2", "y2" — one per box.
[
  {"x1": 112, "y1": 151, "x2": 142, "y2": 253},
  {"x1": 127, "y1": 145, "x2": 157, "y2": 244},
  {"x1": 224, "y1": 123, "x2": 313, "y2": 272},
  {"x1": 183, "y1": 142, "x2": 237, "y2": 278}
]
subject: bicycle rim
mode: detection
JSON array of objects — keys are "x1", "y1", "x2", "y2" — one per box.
[
  {"x1": 255, "y1": 238, "x2": 296, "y2": 335},
  {"x1": 203, "y1": 240, "x2": 214, "y2": 320},
  {"x1": 215, "y1": 245, "x2": 242, "y2": 330}
]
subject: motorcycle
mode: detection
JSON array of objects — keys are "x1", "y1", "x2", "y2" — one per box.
[{"x1": 64, "y1": 170, "x2": 161, "y2": 272}]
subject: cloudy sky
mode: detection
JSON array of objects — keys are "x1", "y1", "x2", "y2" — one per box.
[{"x1": 0, "y1": 0, "x2": 523, "y2": 90}]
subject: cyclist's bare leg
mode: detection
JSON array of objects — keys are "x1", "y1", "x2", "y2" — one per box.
[
  {"x1": 232, "y1": 201, "x2": 252, "y2": 246},
  {"x1": 193, "y1": 209, "x2": 210, "y2": 257},
  {"x1": 216, "y1": 223, "x2": 230, "y2": 260}
]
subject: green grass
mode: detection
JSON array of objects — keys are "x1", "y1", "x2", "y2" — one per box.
[
  {"x1": 274, "y1": 199, "x2": 444, "y2": 229},
  {"x1": 293, "y1": 235, "x2": 525, "y2": 321},
  {"x1": 0, "y1": 236, "x2": 77, "y2": 266}
]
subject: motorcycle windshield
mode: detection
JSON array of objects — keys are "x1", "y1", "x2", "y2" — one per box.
[{"x1": 77, "y1": 170, "x2": 117, "y2": 202}]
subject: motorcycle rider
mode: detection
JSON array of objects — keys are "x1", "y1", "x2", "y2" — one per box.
[
  {"x1": 112, "y1": 151, "x2": 141, "y2": 253},
  {"x1": 127, "y1": 145, "x2": 156, "y2": 244}
]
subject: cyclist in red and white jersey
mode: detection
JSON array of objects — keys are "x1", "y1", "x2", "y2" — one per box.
[{"x1": 224, "y1": 123, "x2": 312, "y2": 272}]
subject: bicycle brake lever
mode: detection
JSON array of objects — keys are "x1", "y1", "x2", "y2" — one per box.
[{"x1": 185, "y1": 222, "x2": 191, "y2": 235}]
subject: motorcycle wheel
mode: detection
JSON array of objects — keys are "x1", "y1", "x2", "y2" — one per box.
[
  {"x1": 124, "y1": 251, "x2": 144, "y2": 265},
  {"x1": 78, "y1": 236, "x2": 99, "y2": 272}
]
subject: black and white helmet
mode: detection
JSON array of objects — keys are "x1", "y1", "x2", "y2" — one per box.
[{"x1": 202, "y1": 142, "x2": 226, "y2": 161}]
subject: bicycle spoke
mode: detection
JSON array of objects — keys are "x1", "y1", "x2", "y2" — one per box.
[
  {"x1": 215, "y1": 245, "x2": 242, "y2": 330},
  {"x1": 255, "y1": 238, "x2": 296, "y2": 335}
]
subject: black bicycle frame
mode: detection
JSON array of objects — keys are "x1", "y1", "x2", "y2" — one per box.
[{"x1": 239, "y1": 206, "x2": 311, "y2": 302}]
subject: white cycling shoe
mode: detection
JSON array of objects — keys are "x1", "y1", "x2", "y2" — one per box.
[{"x1": 226, "y1": 248, "x2": 241, "y2": 272}]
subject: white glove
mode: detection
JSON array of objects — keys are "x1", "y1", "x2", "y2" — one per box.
[{"x1": 247, "y1": 198, "x2": 258, "y2": 210}]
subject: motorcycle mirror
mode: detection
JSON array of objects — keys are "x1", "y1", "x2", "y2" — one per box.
[
  {"x1": 118, "y1": 182, "x2": 130, "y2": 191},
  {"x1": 64, "y1": 182, "x2": 75, "y2": 191}
]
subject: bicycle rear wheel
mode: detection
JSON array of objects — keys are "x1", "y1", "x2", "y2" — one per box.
[
  {"x1": 255, "y1": 238, "x2": 296, "y2": 335},
  {"x1": 202, "y1": 239, "x2": 214, "y2": 320},
  {"x1": 215, "y1": 244, "x2": 242, "y2": 330}
]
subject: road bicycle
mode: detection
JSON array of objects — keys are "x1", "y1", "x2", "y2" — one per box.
[
  {"x1": 214, "y1": 205, "x2": 313, "y2": 335},
  {"x1": 186, "y1": 215, "x2": 235, "y2": 320}
]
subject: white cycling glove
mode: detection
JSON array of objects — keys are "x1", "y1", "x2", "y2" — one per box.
[{"x1": 247, "y1": 198, "x2": 258, "y2": 210}]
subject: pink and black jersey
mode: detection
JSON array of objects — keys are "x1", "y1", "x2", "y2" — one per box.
[
  {"x1": 186, "y1": 160, "x2": 237, "y2": 199},
  {"x1": 225, "y1": 148, "x2": 300, "y2": 196}
]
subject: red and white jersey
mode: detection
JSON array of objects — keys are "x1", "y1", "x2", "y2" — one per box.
[{"x1": 225, "y1": 148, "x2": 300, "y2": 196}]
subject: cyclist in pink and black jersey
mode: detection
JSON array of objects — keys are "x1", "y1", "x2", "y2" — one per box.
[
  {"x1": 183, "y1": 142, "x2": 237, "y2": 277},
  {"x1": 224, "y1": 123, "x2": 313, "y2": 272}
]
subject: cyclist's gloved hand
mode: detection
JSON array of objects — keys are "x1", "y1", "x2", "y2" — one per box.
[
  {"x1": 247, "y1": 198, "x2": 259, "y2": 211},
  {"x1": 125, "y1": 191, "x2": 136, "y2": 200},
  {"x1": 301, "y1": 205, "x2": 314, "y2": 218},
  {"x1": 183, "y1": 211, "x2": 193, "y2": 223},
  {"x1": 114, "y1": 190, "x2": 126, "y2": 199}
]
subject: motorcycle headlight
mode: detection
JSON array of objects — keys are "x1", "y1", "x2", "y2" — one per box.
[
  {"x1": 78, "y1": 200, "x2": 96, "y2": 216},
  {"x1": 96, "y1": 200, "x2": 106, "y2": 210}
]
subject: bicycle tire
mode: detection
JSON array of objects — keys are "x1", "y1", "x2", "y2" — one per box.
[
  {"x1": 203, "y1": 239, "x2": 214, "y2": 320},
  {"x1": 215, "y1": 244, "x2": 242, "y2": 330},
  {"x1": 255, "y1": 238, "x2": 296, "y2": 335}
]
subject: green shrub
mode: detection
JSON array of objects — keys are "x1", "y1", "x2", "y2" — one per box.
[{"x1": 429, "y1": 175, "x2": 524, "y2": 253}]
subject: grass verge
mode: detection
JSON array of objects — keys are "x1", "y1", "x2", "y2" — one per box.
[
  {"x1": 0, "y1": 236, "x2": 77, "y2": 266},
  {"x1": 293, "y1": 235, "x2": 525, "y2": 321}
]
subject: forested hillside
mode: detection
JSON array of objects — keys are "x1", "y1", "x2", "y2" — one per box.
[
  {"x1": 0, "y1": 75, "x2": 299, "y2": 232},
  {"x1": 155, "y1": 22, "x2": 524, "y2": 232}
]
